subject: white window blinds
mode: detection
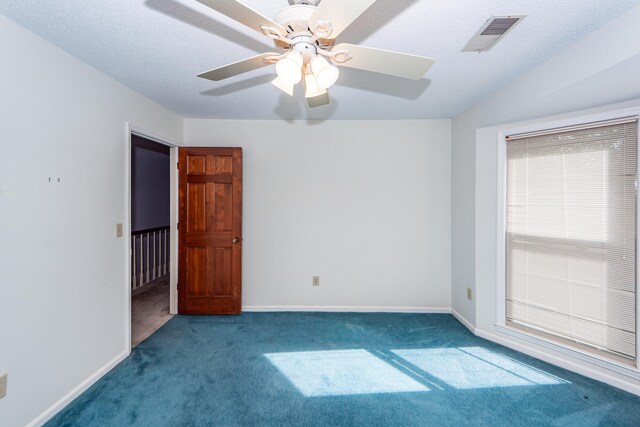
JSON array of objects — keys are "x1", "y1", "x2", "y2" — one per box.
[{"x1": 506, "y1": 118, "x2": 638, "y2": 361}]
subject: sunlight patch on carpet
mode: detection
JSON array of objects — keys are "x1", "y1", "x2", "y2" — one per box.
[
  {"x1": 392, "y1": 347, "x2": 569, "y2": 389},
  {"x1": 265, "y1": 349, "x2": 429, "y2": 397}
]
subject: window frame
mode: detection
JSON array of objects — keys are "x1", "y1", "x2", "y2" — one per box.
[{"x1": 495, "y1": 108, "x2": 640, "y2": 373}]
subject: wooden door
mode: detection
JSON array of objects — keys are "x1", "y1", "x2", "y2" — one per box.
[{"x1": 178, "y1": 147, "x2": 242, "y2": 314}]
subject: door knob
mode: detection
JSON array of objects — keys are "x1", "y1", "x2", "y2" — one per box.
[{"x1": 232, "y1": 237, "x2": 240, "y2": 244}]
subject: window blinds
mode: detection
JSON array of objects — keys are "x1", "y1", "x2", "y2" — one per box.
[{"x1": 506, "y1": 119, "x2": 638, "y2": 361}]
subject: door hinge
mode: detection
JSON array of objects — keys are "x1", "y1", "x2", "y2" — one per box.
[
  {"x1": 177, "y1": 161, "x2": 179, "y2": 169},
  {"x1": 177, "y1": 222, "x2": 179, "y2": 230}
]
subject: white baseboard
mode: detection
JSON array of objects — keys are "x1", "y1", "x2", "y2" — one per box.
[
  {"x1": 242, "y1": 305, "x2": 451, "y2": 314},
  {"x1": 476, "y1": 328, "x2": 640, "y2": 397},
  {"x1": 28, "y1": 350, "x2": 129, "y2": 427},
  {"x1": 451, "y1": 309, "x2": 476, "y2": 333}
]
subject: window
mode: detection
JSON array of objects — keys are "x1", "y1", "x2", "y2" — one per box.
[{"x1": 505, "y1": 118, "x2": 638, "y2": 365}]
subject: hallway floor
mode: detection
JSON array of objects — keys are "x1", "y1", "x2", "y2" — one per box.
[{"x1": 131, "y1": 277, "x2": 172, "y2": 347}]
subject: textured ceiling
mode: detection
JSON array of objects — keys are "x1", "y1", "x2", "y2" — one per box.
[{"x1": 1, "y1": 0, "x2": 639, "y2": 120}]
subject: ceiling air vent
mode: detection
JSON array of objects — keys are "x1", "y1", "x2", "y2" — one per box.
[{"x1": 462, "y1": 15, "x2": 526, "y2": 52}]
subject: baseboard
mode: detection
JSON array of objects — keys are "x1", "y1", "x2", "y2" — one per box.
[
  {"x1": 242, "y1": 305, "x2": 451, "y2": 314},
  {"x1": 451, "y1": 309, "x2": 476, "y2": 333},
  {"x1": 27, "y1": 350, "x2": 129, "y2": 427},
  {"x1": 476, "y1": 328, "x2": 640, "y2": 397}
]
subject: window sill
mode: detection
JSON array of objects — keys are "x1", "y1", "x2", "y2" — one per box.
[{"x1": 494, "y1": 323, "x2": 640, "y2": 382}]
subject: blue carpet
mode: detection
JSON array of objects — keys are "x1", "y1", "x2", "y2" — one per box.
[{"x1": 48, "y1": 313, "x2": 640, "y2": 426}]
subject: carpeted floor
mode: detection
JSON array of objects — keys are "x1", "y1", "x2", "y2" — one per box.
[{"x1": 48, "y1": 313, "x2": 640, "y2": 426}]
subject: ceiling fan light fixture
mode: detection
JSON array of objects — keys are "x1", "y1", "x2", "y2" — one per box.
[
  {"x1": 271, "y1": 76, "x2": 295, "y2": 96},
  {"x1": 310, "y1": 55, "x2": 339, "y2": 89},
  {"x1": 276, "y1": 51, "x2": 303, "y2": 84},
  {"x1": 304, "y1": 73, "x2": 327, "y2": 99},
  {"x1": 194, "y1": 0, "x2": 437, "y2": 109}
]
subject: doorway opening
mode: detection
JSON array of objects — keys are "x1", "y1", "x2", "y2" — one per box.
[{"x1": 130, "y1": 134, "x2": 173, "y2": 347}]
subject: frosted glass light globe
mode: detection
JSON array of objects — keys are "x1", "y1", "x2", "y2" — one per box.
[
  {"x1": 304, "y1": 74, "x2": 327, "y2": 99},
  {"x1": 271, "y1": 76, "x2": 294, "y2": 96},
  {"x1": 311, "y1": 56, "x2": 339, "y2": 89},
  {"x1": 276, "y1": 51, "x2": 303, "y2": 85}
]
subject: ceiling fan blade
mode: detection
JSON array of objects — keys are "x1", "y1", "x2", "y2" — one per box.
[
  {"x1": 198, "y1": 53, "x2": 278, "y2": 81},
  {"x1": 196, "y1": 0, "x2": 286, "y2": 36},
  {"x1": 332, "y1": 43, "x2": 435, "y2": 80},
  {"x1": 307, "y1": 92, "x2": 331, "y2": 108},
  {"x1": 308, "y1": 0, "x2": 377, "y2": 40}
]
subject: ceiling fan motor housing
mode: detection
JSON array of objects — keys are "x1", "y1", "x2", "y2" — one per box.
[
  {"x1": 274, "y1": 4, "x2": 334, "y2": 50},
  {"x1": 288, "y1": 0, "x2": 321, "y2": 6},
  {"x1": 288, "y1": 35, "x2": 317, "y2": 63},
  {"x1": 275, "y1": 5, "x2": 315, "y2": 34}
]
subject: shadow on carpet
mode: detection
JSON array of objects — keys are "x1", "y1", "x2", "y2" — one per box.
[{"x1": 48, "y1": 313, "x2": 640, "y2": 426}]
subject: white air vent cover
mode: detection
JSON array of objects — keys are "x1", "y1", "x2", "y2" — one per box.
[{"x1": 462, "y1": 15, "x2": 526, "y2": 52}]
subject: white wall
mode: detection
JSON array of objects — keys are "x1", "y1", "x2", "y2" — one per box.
[
  {"x1": 450, "y1": 120, "x2": 477, "y2": 323},
  {"x1": 0, "y1": 15, "x2": 183, "y2": 426},
  {"x1": 184, "y1": 119, "x2": 452, "y2": 311},
  {"x1": 451, "y1": 3, "x2": 640, "y2": 327}
]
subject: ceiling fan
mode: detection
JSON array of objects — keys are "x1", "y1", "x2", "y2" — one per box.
[{"x1": 196, "y1": 0, "x2": 435, "y2": 108}]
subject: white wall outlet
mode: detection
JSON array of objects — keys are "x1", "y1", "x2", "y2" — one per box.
[
  {"x1": 467, "y1": 287, "x2": 473, "y2": 301},
  {"x1": 312, "y1": 276, "x2": 320, "y2": 286},
  {"x1": 116, "y1": 223, "x2": 123, "y2": 238},
  {"x1": 0, "y1": 373, "x2": 7, "y2": 399}
]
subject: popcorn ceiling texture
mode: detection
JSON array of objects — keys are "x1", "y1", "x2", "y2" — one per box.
[{"x1": 1, "y1": 0, "x2": 638, "y2": 120}]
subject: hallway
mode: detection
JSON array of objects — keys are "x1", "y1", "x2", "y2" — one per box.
[{"x1": 131, "y1": 277, "x2": 172, "y2": 347}]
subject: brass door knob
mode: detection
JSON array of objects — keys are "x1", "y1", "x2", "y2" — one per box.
[{"x1": 232, "y1": 237, "x2": 240, "y2": 244}]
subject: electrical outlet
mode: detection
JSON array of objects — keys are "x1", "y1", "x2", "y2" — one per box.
[
  {"x1": 467, "y1": 287, "x2": 473, "y2": 301},
  {"x1": 0, "y1": 373, "x2": 7, "y2": 399},
  {"x1": 312, "y1": 276, "x2": 320, "y2": 286},
  {"x1": 116, "y1": 223, "x2": 123, "y2": 238}
]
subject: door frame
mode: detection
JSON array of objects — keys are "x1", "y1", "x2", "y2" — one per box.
[{"x1": 124, "y1": 123, "x2": 180, "y2": 353}]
